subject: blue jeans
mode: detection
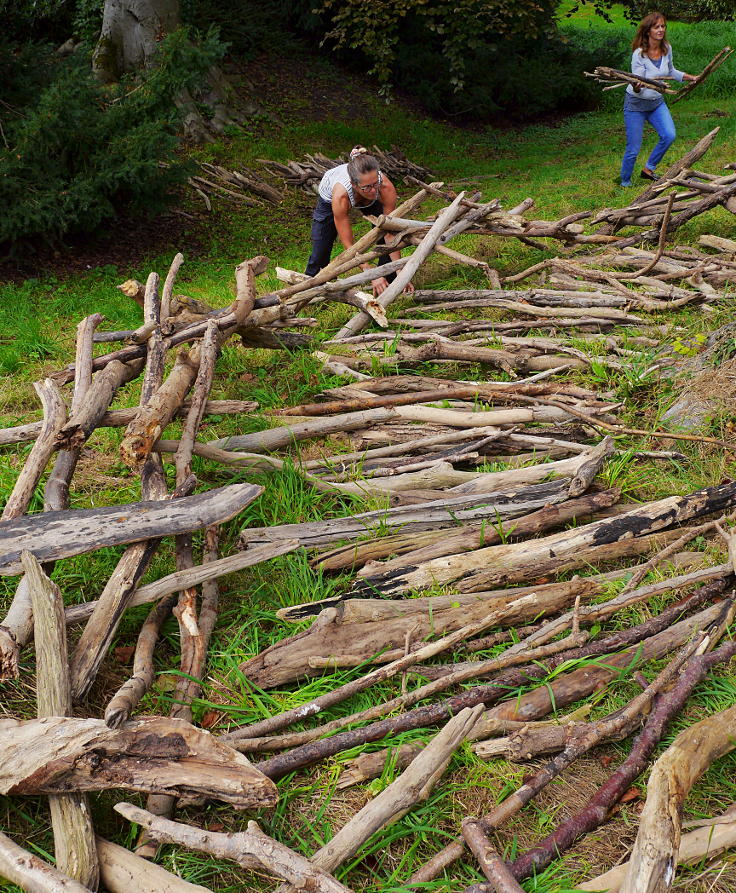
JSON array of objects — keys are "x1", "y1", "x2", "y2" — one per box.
[
  {"x1": 620, "y1": 102, "x2": 676, "y2": 185},
  {"x1": 305, "y1": 197, "x2": 396, "y2": 281}
]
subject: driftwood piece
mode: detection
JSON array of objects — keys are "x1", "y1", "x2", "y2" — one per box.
[
  {"x1": 0, "y1": 398, "x2": 257, "y2": 448},
  {"x1": 24, "y1": 551, "x2": 99, "y2": 890},
  {"x1": 406, "y1": 598, "x2": 732, "y2": 886},
  {"x1": 96, "y1": 837, "x2": 211, "y2": 893},
  {"x1": 336, "y1": 743, "x2": 424, "y2": 789},
  {"x1": 225, "y1": 586, "x2": 585, "y2": 744},
  {"x1": 242, "y1": 578, "x2": 723, "y2": 759},
  {"x1": 115, "y1": 804, "x2": 352, "y2": 893},
  {"x1": 1, "y1": 379, "x2": 67, "y2": 520},
  {"x1": 463, "y1": 821, "x2": 525, "y2": 893},
  {"x1": 315, "y1": 488, "x2": 620, "y2": 573},
  {"x1": 0, "y1": 715, "x2": 278, "y2": 807},
  {"x1": 0, "y1": 829, "x2": 94, "y2": 893},
  {"x1": 509, "y1": 632, "x2": 736, "y2": 881},
  {"x1": 45, "y1": 313, "x2": 103, "y2": 511},
  {"x1": 671, "y1": 46, "x2": 733, "y2": 104},
  {"x1": 619, "y1": 702, "x2": 736, "y2": 893},
  {"x1": 237, "y1": 576, "x2": 599, "y2": 690},
  {"x1": 241, "y1": 479, "x2": 579, "y2": 553},
  {"x1": 357, "y1": 481, "x2": 736, "y2": 596},
  {"x1": 252, "y1": 602, "x2": 726, "y2": 780},
  {"x1": 579, "y1": 811, "x2": 736, "y2": 892},
  {"x1": 276, "y1": 706, "x2": 484, "y2": 893},
  {"x1": 0, "y1": 482, "x2": 262, "y2": 576}
]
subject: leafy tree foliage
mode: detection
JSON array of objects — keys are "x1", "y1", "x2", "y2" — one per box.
[
  {"x1": 576, "y1": 0, "x2": 734, "y2": 21},
  {"x1": 313, "y1": 0, "x2": 561, "y2": 91}
]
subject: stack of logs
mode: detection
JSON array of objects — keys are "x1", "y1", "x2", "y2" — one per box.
[{"x1": 2, "y1": 127, "x2": 736, "y2": 893}]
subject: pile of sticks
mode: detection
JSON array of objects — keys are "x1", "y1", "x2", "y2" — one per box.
[
  {"x1": 2, "y1": 127, "x2": 736, "y2": 893},
  {"x1": 187, "y1": 161, "x2": 283, "y2": 210},
  {"x1": 258, "y1": 146, "x2": 434, "y2": 193}
]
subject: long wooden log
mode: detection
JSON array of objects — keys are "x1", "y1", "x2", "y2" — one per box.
[
  {"x1": 356, "y1": 481, "x2": 736, "y2": 596},
  {"x1": 0, "y1": 715, "x2": 278, "y2": 807},
  {"x1": 334, "y1": 191, "x2": 468, "y2": 339},
  {"x1": 275, "y1": 706, "x2": 484, "y2": 893},
  {"x1": 45, "y1": 313, "x2": 103, "y2": 510},
  {"x1": 25, "y1": 551, "x2": 99, "y2": 890},
  {"x1": 0, "y1": 482, "x2": 262, "y2": 576},
  {"x1": 240, "y1": 479, "x2": 583, "y2": 553},
  {"x1": 315, "y1": 488, "x2": 620, "y2": 573},
  {"x1": 1, "y1": 399, "x2": 258, "y2": 447},
  {"x1": 237, "y1": 575, "x2": 600, "y2": 690}
]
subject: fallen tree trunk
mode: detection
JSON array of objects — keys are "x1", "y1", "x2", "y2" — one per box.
[
  {"x1": 356, "y1": 481, "x2": 736, "y2": 596},
  {"x1": 0, "y1": 715, "x2": 278, "y2": 808},
  {"x1": 0, "y1": 482, "x2": 262, "y2": 576}
]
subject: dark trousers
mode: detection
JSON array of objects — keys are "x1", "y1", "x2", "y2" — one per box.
[{"x1": 305, "y1": 197, "x2": 396, "y2": 282}]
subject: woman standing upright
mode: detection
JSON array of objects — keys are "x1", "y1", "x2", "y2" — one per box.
[
  {"x1": 305, "y1": 146, "x2": 412, "y2": 296},
  {"x1": 620, "y1": 12, "x2": 696, "y2": 187}
]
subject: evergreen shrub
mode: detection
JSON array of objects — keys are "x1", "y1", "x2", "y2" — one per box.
[{"x1": 0, "y1": 28, "x2": 223, "y2": 256}]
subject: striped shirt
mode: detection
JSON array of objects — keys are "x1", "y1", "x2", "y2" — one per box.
[{"x1": 318, "y1": 163, "x2": 381, "y2": 209}]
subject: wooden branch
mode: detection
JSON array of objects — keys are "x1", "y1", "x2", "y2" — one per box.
[
  {"x1": 2, "y1": 379, "x2": 67, "y2": 520},
  {"x1": 276, "y1": 706, "x2": 484, "y2": 892},
  {"x1": 0, "y1": 482, "x2": 262, "y2": 576},
  {"x1": 509, "y1": 632, "x2": 736, "y2": 881},
  {"x1": 336, "y1": 744, "x2": 424, "y2": 789},
  {"x1": 45, "y1": 313, "x2": 103, "y2": 511},
  {"x1": 406, "y1": 597, "x2": 732, "y2": 886},
  {"x1": 114, "y1": 804, "x2": 353, "y2": 893},
  {"x1": 619, "y1": 702, "x2": 736, "y2": 893},
  {"x1": 0, "y1": 829, "x2": 94, "y2": 893},
  {"x1": 334, "y1": 191, "x2": 468, "y2": 339},
  {"x1": 671, "y1": 46, "x2": 733, "y2": 104},
  {"x1": 579, "y1": 810, "x2": 736, "y2": 891},
  {"x1": 462, "y1": 821, "x2": 525, "y2": 892},
  {"x1": 24, "y1": 551, "x2": 99, "y2": 889},
  {"x1": 0, "y1": 715, "x2": 278, "y2": 807},
  {"x1": 96, "y1": 837, "x2": 211, "y2": 893},
  {"x1": 251, "y1": 601, "x2": 727, "y2": 779},
  {"x1": 356, "y1": 481, "x2": 736, "y2": 597}
]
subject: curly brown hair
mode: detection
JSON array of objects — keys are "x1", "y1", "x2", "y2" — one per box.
[{"x1": 632, "y1": 12, "x2": 670, "y2": 56}]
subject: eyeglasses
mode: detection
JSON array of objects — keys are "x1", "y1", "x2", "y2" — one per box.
[{"x1": 354, "y1": 172, "x2": 382, "y2": 192}]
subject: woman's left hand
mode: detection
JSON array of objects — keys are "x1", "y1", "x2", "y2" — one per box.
[
  {"x1": 372, "y1": 276, "x2": 389, "y2": 296},
  {"x1": 403, "y1": 282, "x2": 415, "y2": 295},
  {"x1": 683, "y1": 73, "x2": 698, "y2": 82}
]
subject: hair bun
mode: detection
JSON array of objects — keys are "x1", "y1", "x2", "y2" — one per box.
[{"x1": 349, "y1": 145, "x2": 367, "y2": 159}]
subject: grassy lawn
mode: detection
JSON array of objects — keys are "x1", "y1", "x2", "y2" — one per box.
[{"x1": 1, "y1": 6, "x2": 736, "y2": 892}]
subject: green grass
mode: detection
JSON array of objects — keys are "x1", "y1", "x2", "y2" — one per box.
[{"x1": 2, "y1": 6, "x2": 736, "y2": 892}]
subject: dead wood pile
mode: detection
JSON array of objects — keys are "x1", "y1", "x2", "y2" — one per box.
[{"x1": 1, "y1": 128, "x2": 736, "y2": 892}]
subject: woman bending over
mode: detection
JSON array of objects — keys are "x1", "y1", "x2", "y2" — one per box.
[
  {"x1": 305, "y1": 146, "x2": 412, "y2": 296},
  {"x1": 620, "y1": 12, "x2": 696, "y2": 187}
]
